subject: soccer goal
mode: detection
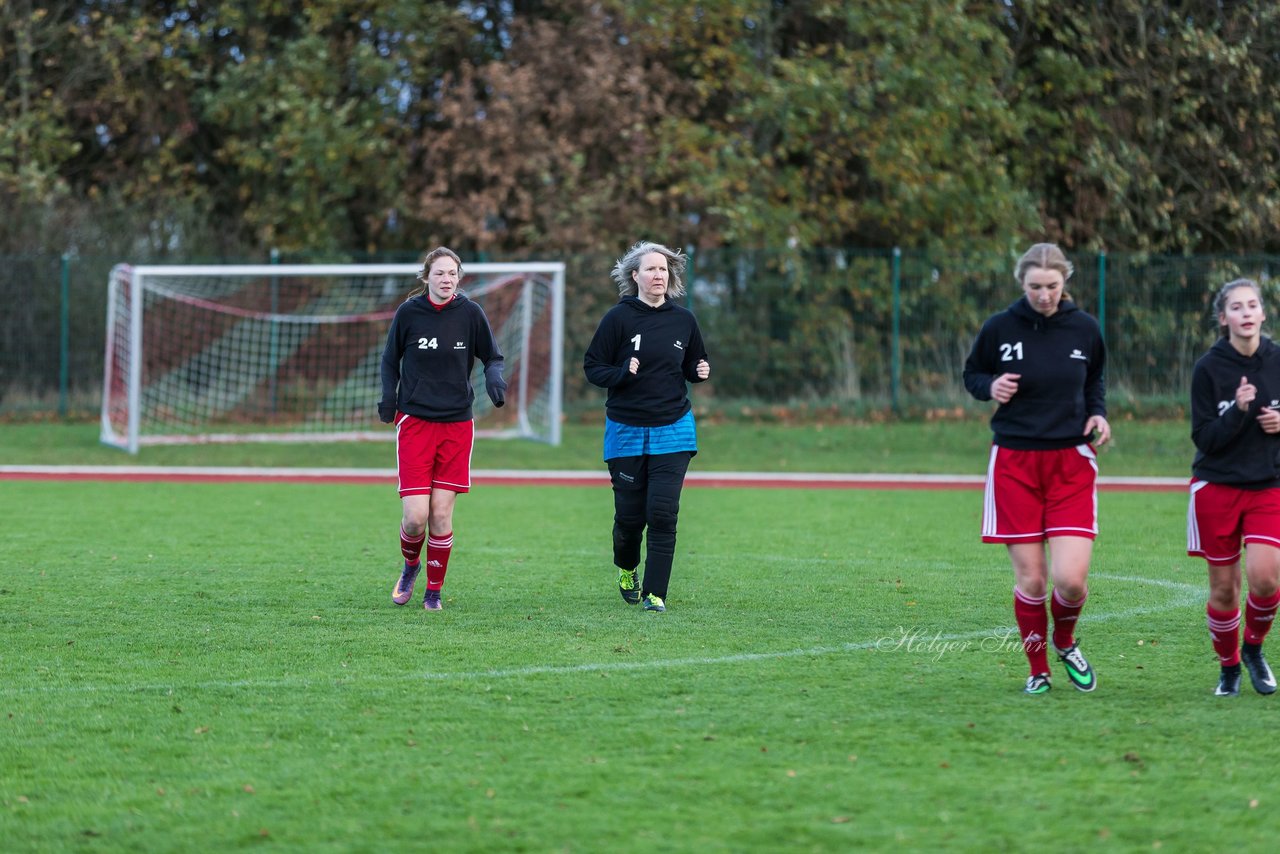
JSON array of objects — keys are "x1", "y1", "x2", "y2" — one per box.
[{"x1": 100, "y1": 262, "x2": 565, "y2": 453}]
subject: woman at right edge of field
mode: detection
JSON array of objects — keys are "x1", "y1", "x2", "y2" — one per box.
[
  {"x1": 1188, "y1": 278, "x2": 1280, "y2": 697},
  {"x1": 963, "y1": 243, "x2": 1111, "y2": 696}
]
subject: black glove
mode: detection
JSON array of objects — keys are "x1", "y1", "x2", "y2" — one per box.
[
  {"x1": 485, "y1": 365, "x2": 506, "y2": 408},
  {"x1": 377, "y1": 402, "x2": 396, "y2": 423}
]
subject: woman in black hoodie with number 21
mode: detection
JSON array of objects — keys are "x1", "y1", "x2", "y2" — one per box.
[{"x1": 963, "y1": 243, "x2": 1110, "y2": 696}]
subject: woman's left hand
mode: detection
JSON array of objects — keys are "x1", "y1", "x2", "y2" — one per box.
[
  {"x1": 696, "y1": 360, "x2": 710, "y2": 380},
  {"x1": 1084, "y1": 414, "x2": 1111, "y2": 446},
  {"x1": 1258, "y1": 406, "x2": 1280, "y2": 434}
]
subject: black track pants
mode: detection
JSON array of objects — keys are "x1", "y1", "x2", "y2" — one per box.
[{"x1": 608, "y1": 451, "x2": 693, "y2": 599}]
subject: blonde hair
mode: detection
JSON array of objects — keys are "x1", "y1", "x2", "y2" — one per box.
[
  {"x1": 610, "y1": 241, "x2": 686, "y2": 299},
  {"x1": 1014, "y1": 243, "x2": 1073, "y2": 285},
  {"x1": 1014, "y1": 243, "x2": 1074, "y2": 302},
  {"x1": 410, "y1": 246, "x2": 463, "y2": 298}
]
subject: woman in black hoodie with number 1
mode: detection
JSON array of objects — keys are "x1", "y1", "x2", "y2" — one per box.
[{"x1": 584, "y1": 241, "x2": 711, "y2": 614}]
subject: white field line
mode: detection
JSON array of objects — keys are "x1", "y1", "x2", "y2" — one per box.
[
  {"x1": 0, "y1": 574, "x2": 1201, "y2": 697},
  {"x1": 413, "y1": 574, "x2": 1201, "y2": 681}
]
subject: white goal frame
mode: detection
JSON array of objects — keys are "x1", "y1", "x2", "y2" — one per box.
[{"x1": 101, "y1": 262, "x2": 565, "y2": 453}]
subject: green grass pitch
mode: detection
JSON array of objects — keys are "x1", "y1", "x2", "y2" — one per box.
[{"x1": 1, "y1": 479, "x2": 1275, "y2": 851}]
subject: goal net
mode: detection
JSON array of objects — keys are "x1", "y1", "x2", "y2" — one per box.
[{"x1": 100, "y1": 262, "x2": 564, "y2": 453}]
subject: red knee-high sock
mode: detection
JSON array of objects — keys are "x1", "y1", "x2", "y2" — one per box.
[
  {"x1": 1244, "y1": 589, "x2": 1280, "y2": 645},
  {"x1": 400, "y1": 525, "x2": 425, "y2": 566},
  {"x1": 1207, "y1": 604, "x2": 1241, "y2": 666},
  {"x1": 1014, "y1": 587, "x2": 1050, "y2": 675},
  {"x1": 1050, "y1": 587, "x2": 1087, "y2": 651},
  {"x1": 426, "y1": 531, "x2": 453, "y2": 590}
]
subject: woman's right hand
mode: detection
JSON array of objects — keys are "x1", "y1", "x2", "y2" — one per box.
[
  {"x1": 628, "y1": 357, "x2": 639, "y2": 375},
  {"x1": 1236, "y1": 375, "x2": 1257, "y2": 411},
  {"x1": 990, "y1": 373, "x2": 1021, "y2": 404}
]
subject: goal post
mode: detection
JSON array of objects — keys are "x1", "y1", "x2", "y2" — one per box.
[{"x1": 100, "y1": 262, "x2": 565, "y2": 453}]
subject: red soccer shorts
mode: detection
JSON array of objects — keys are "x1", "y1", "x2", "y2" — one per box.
[
  {"x1": 1187, "y1": 480, "x2": 1280, "y2": 566},
  {"x1": 395, "y1": 414, "x2": 474, "y2": 497},
  {"x1": 981, "y1": 444, "x2": 1098, "y2": 543}
]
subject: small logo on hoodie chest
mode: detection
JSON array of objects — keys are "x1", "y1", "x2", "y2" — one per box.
[{"x1": 1069, "y1": 348, "x2": 1087, "y2": 361}]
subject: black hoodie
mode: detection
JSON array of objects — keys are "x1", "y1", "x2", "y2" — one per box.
[
  {"x1": 963, "y1": 296, "x2": 1107, "y2": 450},
  {"x1": 379, "y1": 293, "x2": 504, "y2": 422},
  {"x1": 1190, "y1": 336, "x2": 1280, "y2": 487},
  {"x1": 583, "y1": 296, "x2": 709, "y2": 427}
]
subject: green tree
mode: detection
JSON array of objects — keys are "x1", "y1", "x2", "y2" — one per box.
[
  {"x1": 193, "y1": 1, "x2": 472, "y2": 253},
  {"x1": 399, "y1": 0, "x2": 681, "y2": 255},
  {"x1": 6, "y1": 0, "x2": 1280, "y2": 259},
  {"x1": 0, "y1": 1, "x2": 91, "y2": 248},
  {"x1": 1009, "y1": 0, "x2": 1280, "y2": 253},
  {"x1": 621, "y1": 0, "x2": 1034, "y2": 250},
  {"x1": 1, "y1": 1, "x2": 476, "y2": 256}
]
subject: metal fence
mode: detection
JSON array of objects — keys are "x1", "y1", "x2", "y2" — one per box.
[{"x1": 3, "y1": 248, "x2": 1277, "y2": 422}]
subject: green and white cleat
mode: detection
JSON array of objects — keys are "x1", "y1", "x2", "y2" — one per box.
[
  {"x1": 1054, "y1": 642, "x2": 1097, "y2": 692},
  {"x1": 1024, "y1": 673, "x2": 1052, "y2": 695}
]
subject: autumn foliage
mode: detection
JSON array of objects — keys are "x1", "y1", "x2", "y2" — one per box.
[{"x1": 2, "y1": 0, "x2": 1279, "y2": 259}]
